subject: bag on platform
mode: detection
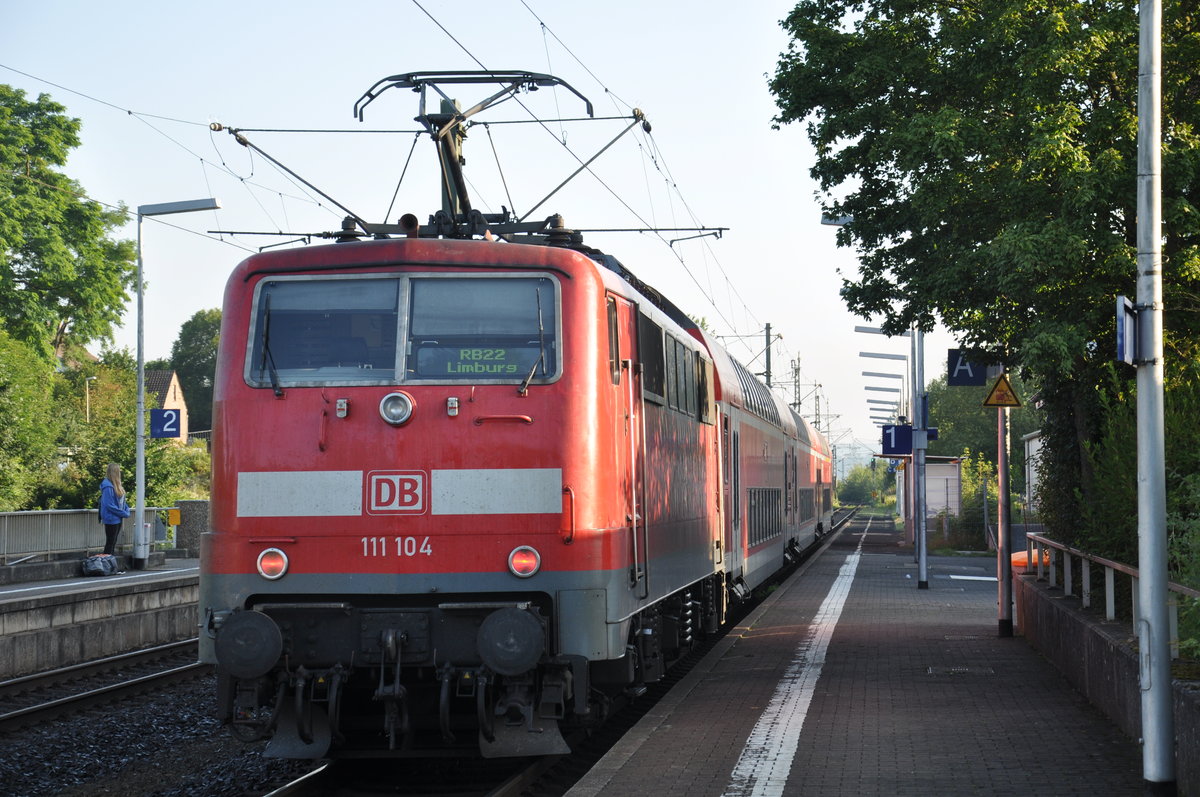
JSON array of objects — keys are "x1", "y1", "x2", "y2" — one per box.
[{"x1": 81, "y1": 553, "x2": 120, "y2": 577}]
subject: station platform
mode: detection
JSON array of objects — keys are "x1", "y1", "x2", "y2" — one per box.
[
  {"x1": 567, "y1": 513, "x2": 1146, "y2": 797},
  {"x1": 0, "y1": 554, "x2": 200, "y2": 679}
]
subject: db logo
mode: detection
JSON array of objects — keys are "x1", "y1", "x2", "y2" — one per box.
[{"x1": 367, "y1": 471, "x2": 427, "y2": 514}]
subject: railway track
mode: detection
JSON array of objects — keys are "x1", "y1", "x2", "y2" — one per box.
[
  {"x1": 258, "y1": 508, "x2": 860, "y2": 797},
  {"x1": 0, "y1": 638, "x2": 211, "y2": 733}
]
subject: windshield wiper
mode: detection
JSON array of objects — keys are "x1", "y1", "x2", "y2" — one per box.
[
  {"x1": 259, "y1": 294, "x2": 284, "y2": 397},
  {"x1": 518, "y1": 287, "x2": 548, "y2": 396}
]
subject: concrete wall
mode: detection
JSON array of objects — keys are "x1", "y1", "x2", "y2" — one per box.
[
  {"x1": 1, "y1": 576, "x2": 198, "y2": 679},
  {"x1": 1015, "y1": 572, "x2": 1200, "y2": 795},
  {"x1": 175, "y1": 500, "x2": 209, "y2": 557}
]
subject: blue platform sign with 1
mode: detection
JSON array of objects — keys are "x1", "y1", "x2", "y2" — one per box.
[
  {"x1": 882, "y1": 424, "x2": 913, "y2": 456},
  {"x1": 150, "y1": 408, "x2": 181, "y2": 438}
]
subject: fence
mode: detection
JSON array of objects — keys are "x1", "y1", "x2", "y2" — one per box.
[
  {"x1": 1025, "y1": 532, "x2": 1200, "y2": 659},
  {"x1": 1, "y1": 509, "x2": 170, "y2": 564}
]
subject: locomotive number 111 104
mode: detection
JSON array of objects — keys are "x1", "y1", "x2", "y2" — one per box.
[{"x1": 362, "y1": 536, "x2": 434, "y2": 557}]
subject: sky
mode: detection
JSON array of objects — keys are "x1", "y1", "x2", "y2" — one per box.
[{"x1": 2, "y1": 0, "x2": 957, "y2": 470}]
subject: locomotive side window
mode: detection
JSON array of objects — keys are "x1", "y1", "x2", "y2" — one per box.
[
  {"x1": 698, "y1": 357, "x2": 714, "y2": 425},
  {"x1": 406, "y1": 276, "x2": 559, "y2": 382},
  {"x1": 682, "y1": 343, "x2": 696, "y2": 417},
  {"x1": 664, "y1": 335, "x2": 678, "y2": 410},
  {"x1": 606, "y1": 297, "x2": 620, "y2": 385},
  {"x1": 248, "y1": 278, "x2": 399, "y2": 387},
  {"x1": 638, "y1": 313, "x2": 665, "y2": 403},
  {"x1": 658, "y1": 333, "x2": 708, "y2": 420}
]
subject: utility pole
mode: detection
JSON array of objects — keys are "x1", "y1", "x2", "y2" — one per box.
[
  {"x1": 912, "y1": 327, "x2": 928, "y2": 589},
  {"x1": 997, "y1": 405, "x2": 1013, "y2": 636},
  {"x1": 791, "y1": 359, "x2": 802, "y2": 412},
  {"x1": 1136, "y1": 0, "x2": 1173, "y2": 788},
  {"x1": 764, "y1": 323, "x2": 772, "y2": 387}
]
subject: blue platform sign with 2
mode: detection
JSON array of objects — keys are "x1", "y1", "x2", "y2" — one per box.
[{"x1": 150, "y1": 408, "x2": 181, "y2": 438}]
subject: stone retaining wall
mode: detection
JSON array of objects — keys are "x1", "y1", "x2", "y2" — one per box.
[
  {"x1": 1014, "y1": 572, "x2": 1200, "y2": 795},
  {"x1": 1, "y1": 577, "x2": 198, "y2": 679}
]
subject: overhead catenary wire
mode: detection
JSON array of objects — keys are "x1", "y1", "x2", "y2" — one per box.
[
  {"x1": 0, "y1": 62, "x2": 206, "y2": 126},
  {"x1": 4, "y1": 18, "x2": 793, "y2": 403},
  {"x1": 8, "y1": 18, "x2": 769, "y2": 366},
  {"x1": 1, "y1": 63, "x2": 349, "y2": 231},
  {"x1": 511, "y1": 2, "x2": 773, "y2": 367},
  {"x1": 5, "y1": 169, "x2": 255, "y2": 254}
]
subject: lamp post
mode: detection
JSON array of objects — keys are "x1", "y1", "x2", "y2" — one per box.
[
  {"x1": 85, "y1": 376, "x2": 97, "y2": 423},
  {"x1": 134, "y1": 198, "x2": 220, "y2": 569},
  {"x1": 1136, "y1": 0, "x2": 1172, "y2": 786},
  {"x1": 861, "y1": 333, "x2": 927, "y2": 587}
]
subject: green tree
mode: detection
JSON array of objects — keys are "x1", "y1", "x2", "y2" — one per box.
[
  {"x1": 32, "y1": 347, "x2": 211, "y2": 510},
  {"x1": 0, "y1": 85, "x2": 136, "y2": 358},
  {"x1": 0, "y1": 329, "x2": 60, "y2": 509},
  {"x1": 925, "y1": 374, "x2": 1040, "y2": 483},
  {"x1": 770, "y1": 0, "x2": 1200, "y2": 546},
  {"x1": 169, "y1": 309, "x2": 221, "y2": 431},
  {"x1": 838, "y1": 461, "x2": 890, "y2": 505}
]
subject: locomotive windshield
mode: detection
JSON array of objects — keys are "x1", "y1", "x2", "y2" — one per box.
[
  {"x1": 245, "y1": 273, "x2": 559, "y2": 388},
  {"x1": 406, "y1": 277, "x2": 557, "y2": 381}
]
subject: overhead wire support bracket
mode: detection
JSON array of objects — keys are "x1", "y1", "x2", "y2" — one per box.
[
  {"x1": 669, "y1": 228, "x2": 726, "y2": 247},
  {"x1": 211, "y1": 123, "x2": 370, "y2": 231},
  {"x1": 518, "y1": 110, "x2": 645, "y2": 223}
]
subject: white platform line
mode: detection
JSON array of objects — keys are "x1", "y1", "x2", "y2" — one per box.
[
  {"x1": 0, "y1": 567, "x2": 200, "y2": 595},
  {"x1": 722, "y1": 520, "x2": 867, "y2": 797}
]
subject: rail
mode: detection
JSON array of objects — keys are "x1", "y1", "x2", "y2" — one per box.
[
  {"x1": 1025, "y1": 532, "x2": 1200, "y2": 659},
  {"x1": 0, "y1": 640, "x2": 207, "y2": 732}
]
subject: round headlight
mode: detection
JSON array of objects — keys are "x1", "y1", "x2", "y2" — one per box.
[
  {"x1": 257, "y1": 548, "x2": 289, "y2": 580},
  {"x1": 379, "y1": 391, "x2": 415, "y2": 426},
  {"x1": 508, "y1": 546, "x2": 541, "y2": 578}
]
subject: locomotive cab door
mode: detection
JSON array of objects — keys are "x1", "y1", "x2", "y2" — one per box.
[{"x1": 607, "y1": 294, "x2": 647, "y2": 596}]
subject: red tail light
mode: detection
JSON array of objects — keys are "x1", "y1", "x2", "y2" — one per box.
[
  {"x1": 507, "y1": 546, "x2": 541, "y2": 578},
  {"x1": 257, "y1": 548, "x2": 289, "y2": 580}
]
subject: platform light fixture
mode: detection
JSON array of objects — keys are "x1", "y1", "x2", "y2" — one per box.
[{"x1": 134, "y1": 197, "x2": 221, "y2": 569}]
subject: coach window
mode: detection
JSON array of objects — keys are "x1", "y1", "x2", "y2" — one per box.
[
  {"x1": 248, "y1": 277, "x2": 399, "y2": 387},
  {"x1": 406, "y1": 276, "x2": 559, "y2": 383}
]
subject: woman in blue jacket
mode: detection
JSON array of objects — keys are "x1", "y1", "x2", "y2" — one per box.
[{"x1": 99, "y1": 463, "x2": 131, "y2": 555}]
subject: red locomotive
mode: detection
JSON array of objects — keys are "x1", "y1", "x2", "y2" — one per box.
[{"x1": 198, "y1": 72, "x2": 832, "y2": 759}]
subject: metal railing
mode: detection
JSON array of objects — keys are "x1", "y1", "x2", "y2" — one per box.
[
  {"x1": 1025, "y1": 532, "x2": 1200, "y2": 659},
  {"x1": 1, "y1": 509, "x2": 169, "y2": 564}
]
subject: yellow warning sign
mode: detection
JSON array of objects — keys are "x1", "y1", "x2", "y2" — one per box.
[{"x1": 983, "y1": 374, "x2": 1022, "y2": 408}]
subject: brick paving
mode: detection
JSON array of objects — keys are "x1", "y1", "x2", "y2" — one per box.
[{"x1": 567, "y1": 515, "x2": 1143, "y2": 796}]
